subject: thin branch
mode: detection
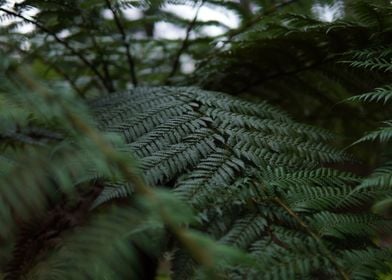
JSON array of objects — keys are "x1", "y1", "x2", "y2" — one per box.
[
  {"x1": 237, "y1": 56, "x2": 337, "y2": 93},
  {"x1": 249, "y1": 177, "x2": 349, "y2": 280},
  {"x1": 45, "y1": 59, "x2": 86, "y2": 97},
  {"x1": 81, "y1": 15, "x2": 116, "y2": 92},
  {"x1": 165, "y1": 1, "x2": 204, "y2": 85},
  {"x1": 225, "y1": 0, "x2": 299, "y2": 42},
  {"x1": 0, "y1": 41, "x2": 86, "y2": 97},
  {"x1": 105, "y1": 0, "x2": 138, "y2": 86},
  {"x1": 0, "y1": 7, "x2": 113, "y2": 93}
]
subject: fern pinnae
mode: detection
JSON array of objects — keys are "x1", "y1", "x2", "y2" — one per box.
[
  {"x1": 340, "y1": 248, "x2": 392, "y2": 280},
  {"x1": 94, "y1": 94, "x2": 179, "y2": 124},
  {"x1": 226, "y1": 130, "x2": 349, "y2": 163},
  {"x1": 106, "y1": 101, "x2": 194, "y2": 142},
  {"x1": 125, "y1": 113, "x2": 210, "y2": 158},
  {"x1": 348, "y1": 58, "x2": 392, "y2": 72},
  {"x1": 234, "y1": 143, "x2": 319, "y2": 169},
  {"x1": 285, "y1": 185, "x2": 356, "y2": 212},
  {"x1": 91, "y1": 183, "x2": 133, "y2": 210},
  {"x1": 214, "y1": 113, "x2": 334, "y2": 142},
  {"x1": 309, "y1": 212, "x2": 390, "y2": 239},
  {"x1": 141, "y1": 129, "x2": 218, "y2": 185},
  {"x1": 219, "y1": 215, "x2": 267, "y2": 249},
  {"x1": 348, "y1": 162, "x2": 392, "y2": 200},
  {"x1": 174, "y1": 149, "x2": 244, "y2": 201},
  {"x1": 352, "y1": 121, "x2": 392, "y2": 144},
  {"x1": 261, "y1": 167, "x2": 360, "y2": 189},
  {"x1": 89, "y1": 87, "x2": 387, "y2": 279},
  {"x1": 182, "y1": 87, "x2": 291, "y2": 122},
  {"x1": 347, "y1": 84, "x2": 392, "y2": 104}
]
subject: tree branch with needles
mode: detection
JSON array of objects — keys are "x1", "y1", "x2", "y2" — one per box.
[{"x1": 0, "y1": 7, "x2": 114, "y2": 93}]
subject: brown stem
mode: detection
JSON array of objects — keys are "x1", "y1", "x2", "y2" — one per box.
[
  {"x1": 165, "y1": 1, "x2": 204, "y2": 85},
  {"x1": 105, "y1": 0, "x2": 138, "y2": 86},
  {"x1": 81, "y1": 15, "x2": 116, "y2": 92},
  {"x1": 44, "y1": 58, "x2": 86, "y2": 97},
  {"x1": 273, "y1": 197, "x2": 350, "y2": 280}
]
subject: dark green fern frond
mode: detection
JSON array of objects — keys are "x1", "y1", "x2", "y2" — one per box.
[
  {"x1": 90, "y1": 183, "x2": 133, "y2": 209},
  {"x1": 348, "y1": 59, "x2": 392, "y2": 72},
  {"x1": 3, "y1": 0, "x2": 392, "y2": 279},
  {"x1": 261, "y1": 167, "x2": 360, "y2": 189},
  {"x1": 340, "y1": 248, "x2": 392, "y2": 280},
  {"x1": 219, "y1": 215, "x2": 267, "y2": 249},
  {"x1": 345, "y1": 28, "x2": 392, "y2": 230},
  {"x1": 348, "y1": 162, "x2": 392, "y2": 205},
  {"x1": 347, "y1": 84, "x2": 392, "y2": 104},
  {"x1": 353, "y1": 121, "x2": 392, "y2": 144},
  {"x1": 310, "y1": 212, "x2": 389, "y2": 239},
  {"x1": 91, "y1": 86, "x2": 391, "y2": 279}
]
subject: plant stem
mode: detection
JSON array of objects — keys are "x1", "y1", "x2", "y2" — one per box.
[
  {"x1": 105, "y1": 0, "x2": 138, "y2": 86},
  {"x1": 273, "y1": 197, "x2": 350, "y2": 280},
  {"x1": 165, "y1": 0, "x2": 204, "y2": 85}
]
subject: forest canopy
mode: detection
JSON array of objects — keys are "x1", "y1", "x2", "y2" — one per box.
[{"x1": 0, "y1": 0, "x2": 391, "y2": 279}]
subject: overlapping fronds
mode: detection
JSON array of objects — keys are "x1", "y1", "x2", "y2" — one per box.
[
  {"x1": 1, "y1": 64, "x2": 249, "y2": 279},
  {"x1": 346, "y1": 40, "x2": 392, "y2": 230},
  {"x1": 348, "y1": 85, "x2": 392, "y2": 104},
  {"x1": 345, "y1": 42, "x2": 392, "y2": 148},
  {"x1": 191, "y1": 1, "x2": 392, "y2": 158},
  {"x1": 91, "y1": 86, "x2": 392, "y2": 279},
  {"x1": 1, "y1": 0, "x2": 392, "y2": 279}
]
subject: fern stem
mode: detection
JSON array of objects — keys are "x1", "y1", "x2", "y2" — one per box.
[
  {"x1": 273, "y1": 197, "x2": 350, "y2": 280},
  {"x1": 105, "y1": 0, "x2": 138, "y2": 86},
  {"x1": 0, "y1": 7, "x2": 113, "y2": 93}
]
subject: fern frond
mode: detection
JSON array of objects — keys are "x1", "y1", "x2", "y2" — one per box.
[
  {"x1": 141, "y1": 128, "x2": 219, "y2": 185},
  {"x1": 262, "y1": 167, "x2": 360, "y2": 189},
  {"x1": 174, "y1": 149, "x2": 244, "y2": 201},
  {"x1": 348, "y1": 84, "x2": 392, "y2": 104},
  {"x1": 91, "y1": 86, "x2": 390, "y2": 279},
  {"x1": 90, "y1": 183, "x2": 133, "y2": 209},
  {"x1": 285, "y1": 185, "x2": 359, "y2": 212},
  {"x1": 358, "y1": 162, "x2": 392, "y2": 189},
  {"x1": 310, "y1": 212, "x2": 390, "y2": 239},
  {"x1": 348, "y1": 58, "x2": 392, "y2": 72},
  {"x1": 219, "y1": 215, "x2": 267, "y2": 249},
  {"x1": 340, "y1": 248, "x2": 392, "y2": 280},
  {"x1": 354, "y1": 121, "x2": 392, "y2": 144}
]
